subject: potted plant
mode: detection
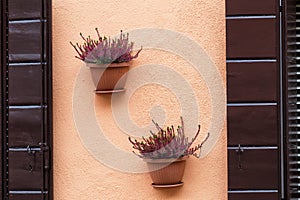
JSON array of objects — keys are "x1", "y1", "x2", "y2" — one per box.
[
  {"x1": 70, "y1": 28, "x2": 142, "y2": 93},
  {"x1": 129, "y1": 117, "x2": 209, "y2": 187}
]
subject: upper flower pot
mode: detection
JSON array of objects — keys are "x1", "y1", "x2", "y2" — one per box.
[
  {"x1": 87, "y1": 62, "x2": 130, "y2": 93},
  {"x1": 70, "y1": 29, "x2": 142, "y2": 93}
]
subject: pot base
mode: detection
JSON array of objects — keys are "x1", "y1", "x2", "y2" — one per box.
[
  {"x1": 152, "y1": 182, "x2": 184, "y2": 188},
  {"x1": 95, "y1": 88, "x2": 126, "y2": 94}
]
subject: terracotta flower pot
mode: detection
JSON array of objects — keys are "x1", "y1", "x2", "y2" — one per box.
[
  {"x1": 145, "y1": 157, "x2": 187, "y2": 186},
  {"x1": 87, "y1": 62, "x2": 130, "y2": 93}
]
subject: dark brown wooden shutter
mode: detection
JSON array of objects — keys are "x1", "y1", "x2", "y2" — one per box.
[
  {"x1": 1, "y1": 1, "x2": 3, "y2": 198},
  {"x1": 226, "y1": 0, "x2": 284, "y2": 199},
  {"x1": 284, "y1": 0, "x2": 299, "y2": 199},
  {"x1": 1, "y1": 0, "x2": 52, "y2": 199}
]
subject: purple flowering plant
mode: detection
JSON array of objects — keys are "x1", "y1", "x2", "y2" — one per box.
[
  {"x1": 129, "y1": 117, "x2": 209, "y2": 159},
  {"x1": 70, "y1": 28, "x2": 142, "y2": 64}
]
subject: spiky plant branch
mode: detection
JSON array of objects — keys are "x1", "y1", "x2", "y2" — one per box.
[
  {"x1": 70, "y1": 29, "x2": 142, "y2": 64},
  {"x1": 128, "y1": 117, "x2": 209, "y2": 159}
]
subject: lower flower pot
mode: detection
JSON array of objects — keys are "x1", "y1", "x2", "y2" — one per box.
[
  {"x1": 145, "y1": 157, "x2": 187, "y2": 187},
  {"x1": 87, "y1": 62, "x2": 130, "y2": 93}
]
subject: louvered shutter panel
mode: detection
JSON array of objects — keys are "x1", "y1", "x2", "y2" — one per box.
[
  {"x1": 226, "y1": 0, "x2": 283, "y2": 199},
  {"x1": 285, "y1": 0, "x2": 300, "y2": 198},
  {"x1": 1, "y1": 1, "x2": 53, "y2": 199},
  {"x1": 0, "y1": 1, "x2": 3, "y2": 198}
]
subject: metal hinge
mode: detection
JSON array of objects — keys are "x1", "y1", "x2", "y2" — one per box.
[
  {"x1": 279, "y1": 0, "x2": 284, "y2": 13},
  {"x1": 39, "y1": 142, "x2": 49, "y2": 151},
  {"x1": 235, "y1": 144, "x2": 244, "y2": 170},
  {"x1": 279, "y1": 5, "x2": 283, "y2": 13},
  {"x1": 39, "y1": 142, "x2": 50, "y2": 170}
]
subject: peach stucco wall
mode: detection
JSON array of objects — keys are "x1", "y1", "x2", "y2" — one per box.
[{"x1": 53, "y1": 0, "x2": 226, "y2": 199}]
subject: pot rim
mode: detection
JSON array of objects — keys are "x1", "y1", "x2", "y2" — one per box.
[
  {"x1": 143, "y1": 156, "x2": 189, "y2": 164},
  {"x1": 86, "y1": 61, "x2": 131, "y2": 68}
]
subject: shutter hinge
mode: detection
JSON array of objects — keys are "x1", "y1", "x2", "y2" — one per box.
[
  {"x1": 279, "y1": 5, "x2": 283, "y2": 13},
  {"x1": 235, "y1": 144, "x2": 244, "y2": 170},
  {"x1": 39, "y1": 142, "x2": 49, "y2": 151},
  {"x1": 39, "y1": 142, "x2": 50, "y2": 170}
]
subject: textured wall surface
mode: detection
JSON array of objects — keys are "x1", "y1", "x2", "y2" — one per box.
[{"x1": 53, "y1": 0, "x2": 226, "y2": 199}]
